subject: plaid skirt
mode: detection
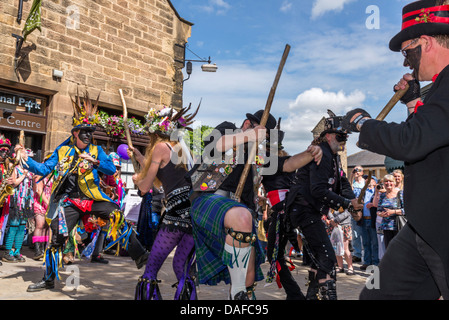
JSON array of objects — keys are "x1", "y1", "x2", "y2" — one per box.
[{"x1": 191, "y1": 193, "x2": 265, "y2": 286}]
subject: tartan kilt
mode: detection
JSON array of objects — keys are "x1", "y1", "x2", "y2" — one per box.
[{"x1": 190, "y1": 193, "x2": 265, "y2": 285}]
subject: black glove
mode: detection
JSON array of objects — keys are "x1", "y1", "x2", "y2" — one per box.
[
  {"x1": 395, "y1": 78, "x2": 420, "y2": 104},
  {"x1": 342, "y1": 108, "x2": 371, "y2": 133}
]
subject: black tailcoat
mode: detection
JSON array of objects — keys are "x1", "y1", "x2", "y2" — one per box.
[
  {"x1": 286, "y1": 141, "x2": 355, "y2": 214},
  {"x1": 358, "y1": 64, "x2": 449, "y2": 287}
]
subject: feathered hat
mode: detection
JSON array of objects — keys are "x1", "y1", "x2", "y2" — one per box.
[
  {"x1": 144, "y1": 102, "x2": 200, "y2": 137},
  {"x1": 71, "y1": 87, "x2": 101, "y2": 133}
]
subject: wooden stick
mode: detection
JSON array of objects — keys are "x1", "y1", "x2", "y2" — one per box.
[
  {"x1": 375, "y1": 82, "x2": 433, "y2": 121},
  {"x1": 375, "y1": 84, "x2": 409, "y2": 121},
  {"x1": 119, "y1": 89, "x2": 140, "y2": 173},
  {"x1": 234, "y1": 44, "x2": 291, "y2": 202}
]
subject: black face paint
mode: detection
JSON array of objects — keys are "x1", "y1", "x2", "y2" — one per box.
[
  {"x1": 404, "y1": 45, "x2": 422, "y2": 80},
  {"x1": 77, "y1": 129, "x2": 93, "y2": 145},
  {"x1": 0, "y1": 149, "x2": 9, "y2": 160}
]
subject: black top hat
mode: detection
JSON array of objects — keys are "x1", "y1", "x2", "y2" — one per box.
[
  {"x1": 245, "y1": 110, "x2": 277, "y2": 130},
  {"x1": 389, "y1": 0, "x2": 449, "y2": 52}
]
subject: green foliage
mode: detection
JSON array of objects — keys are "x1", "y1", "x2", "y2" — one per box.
[{"x1": 185, "y1": 125, "x2": 214, "y2": 156}]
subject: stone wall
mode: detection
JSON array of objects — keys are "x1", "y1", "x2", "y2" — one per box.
[{"x1": 0, "y1": 0, "x2": 192, "y2": 151}]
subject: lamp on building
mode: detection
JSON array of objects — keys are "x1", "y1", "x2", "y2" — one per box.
[{"x1": 175, "y1": 43, "x2": 217, "y2": 82}]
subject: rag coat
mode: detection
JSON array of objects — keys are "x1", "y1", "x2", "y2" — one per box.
[
  {"x1": 358, "y1": 64, "x2": 449, "y2": 288},
  {"x1": 25, "y1": 136, "x2": 116, "y2": 222}
]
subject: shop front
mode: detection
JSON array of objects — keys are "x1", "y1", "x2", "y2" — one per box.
[{"x1": 0, "y1": 87, "x2": 47, "y2": 161}]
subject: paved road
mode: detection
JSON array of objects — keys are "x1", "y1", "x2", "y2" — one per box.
[{"x1": 0, "y1": 246, "x2": 369, "y2": 301}]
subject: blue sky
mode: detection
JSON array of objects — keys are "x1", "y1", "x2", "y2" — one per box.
[{"x1": 170, "y1": 0, "x2": 413, "y2": 156}]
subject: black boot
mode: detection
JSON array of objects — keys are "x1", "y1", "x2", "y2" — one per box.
[
  {"x1": 233, "y1": 290, "x2": 249, "y2": 300},
  {"x1": 27, "y1": 278, "x2": 55, "y2": 292},
  {"x1": 33, "y1": 242, "x2": 44, "y2": 260},
  {"x1": 305, "y1": 270, "x2": 319, "y2": 300},
  {"x1": 319, "y1": 279, "x2": 337, "y2": 300},
  {"x1": 2, "y1": 253, "x2": 17, "y2": 263},
  {"x1": 278, "y1": 262, "x2": 305, "y2": 300},
  {"x1": 91, "y1": 254, "x2": 109, "y2": 264},
  {"x1": 134, "y1": 251, "x2": 149, "y2": 269}
]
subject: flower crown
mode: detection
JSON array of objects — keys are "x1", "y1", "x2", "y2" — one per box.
[
  {"x1": 71, "y1": 88, "x2": 101, "y2": 130},
  {"x1": 0, "y1": 134, "x2": 11, "y2": 148},
  {"x1": 144, "y1": 103, "x2": 199, "y2": 136}
]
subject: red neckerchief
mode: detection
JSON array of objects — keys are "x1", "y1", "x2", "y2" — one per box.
[{"x1": 414, "y1": 73, "x2": 439, "y2": 113}]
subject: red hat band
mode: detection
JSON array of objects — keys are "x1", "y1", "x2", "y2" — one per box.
[{"x1": 401, "y1": 5, "x2": 449, "y2": 30}]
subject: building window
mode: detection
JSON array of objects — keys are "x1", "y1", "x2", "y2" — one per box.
[
  {"x1": 93, "y1": 106, "x2": 149, "y2": 190},
  {"x1": 0, "y1": 86, "x2": 47, "y2": 161}
]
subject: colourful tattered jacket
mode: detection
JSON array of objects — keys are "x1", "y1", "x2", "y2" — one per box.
[{"x1": 25, "y1": 136, "x2": 116, "y2": 221}]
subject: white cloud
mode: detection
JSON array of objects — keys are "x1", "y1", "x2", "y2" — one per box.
[
  {"x1": 280, "y1": 1, "x2": 293, "y2": 13},
  {"x1": 199, "y1": 0, "x2": 231, "y2": 15},
  {"x1": 311, "y1": 0, "x2": 356, "y2": 19},
  {"x1": 281, "y1": 88, "x2": 366, "y2": 153}
]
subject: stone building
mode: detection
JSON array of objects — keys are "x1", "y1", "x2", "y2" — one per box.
[{"x1": 0, "y1": 0, "x2": 193, "y2": 168}]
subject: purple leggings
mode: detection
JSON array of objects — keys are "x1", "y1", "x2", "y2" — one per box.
[{"x1": 142, "y1": 227, "x2": 195, "y2": 281}]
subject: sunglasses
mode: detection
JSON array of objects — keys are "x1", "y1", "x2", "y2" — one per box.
[
  {"x1": 335, "y1": 133, "x2": 348, "y2": 142},
  {"x1": 401, "y1": 38, "x2": 419, "y2": 58}
]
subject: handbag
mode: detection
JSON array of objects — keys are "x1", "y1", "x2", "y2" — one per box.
[
  {"x1": 395, "y1": 191, "x2": 407, "y2": 230},
  {"x1": 396, "y1": 214, "x2": 407, "y2": 230}
]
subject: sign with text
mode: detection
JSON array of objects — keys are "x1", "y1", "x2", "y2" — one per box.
[
  {"x1": 0, "y1": 90, "x2": 44, "y2": 115},
  {"x1": 0, "y1": 109, "x2": 46, "y2": 134}
]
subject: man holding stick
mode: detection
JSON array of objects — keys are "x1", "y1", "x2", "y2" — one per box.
[
  {"x1": 343, "y1": 0, "x2": 449, "y2": 300},
  {"x1": 187, "y1": 110, "x2": 323, "y2": 300}
]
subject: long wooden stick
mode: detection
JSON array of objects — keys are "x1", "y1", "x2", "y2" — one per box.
[
  {"x1": 119, "y1": 89, "x2": 139, "y2": 173},
  {"x1": 375, "y1": 84, "x2": 409, "y2": 121},
  {"x1": 234, "y1": 44, "x2": 291, "y2": 202},
  {"x1": 375, "y1": 82, "x2": 433, "y2": 121}
]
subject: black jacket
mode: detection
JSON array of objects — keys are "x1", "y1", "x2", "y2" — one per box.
[
  {"x1": 358, "y1": 64, "x2": 449, "y2": 287},
  {"x1": 286, "y1": 141, "x2": 355, "y2": 215}
]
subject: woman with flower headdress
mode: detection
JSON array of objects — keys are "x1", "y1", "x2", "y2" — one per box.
[{"x1": 132, "y1": 104, "x2": 199, "y2": 300}]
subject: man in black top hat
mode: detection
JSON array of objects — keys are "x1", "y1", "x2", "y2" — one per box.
[
  {"x1": 285, "y1": 112, "x2": 362, "y2": 300},
  {"x1": 343, "y1": 0, "x2": 449, "y2": 300}
]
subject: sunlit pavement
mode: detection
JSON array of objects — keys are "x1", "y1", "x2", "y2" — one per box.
[{"x1": 0, "y1": 246, "x2": 369, "y2": 300}]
